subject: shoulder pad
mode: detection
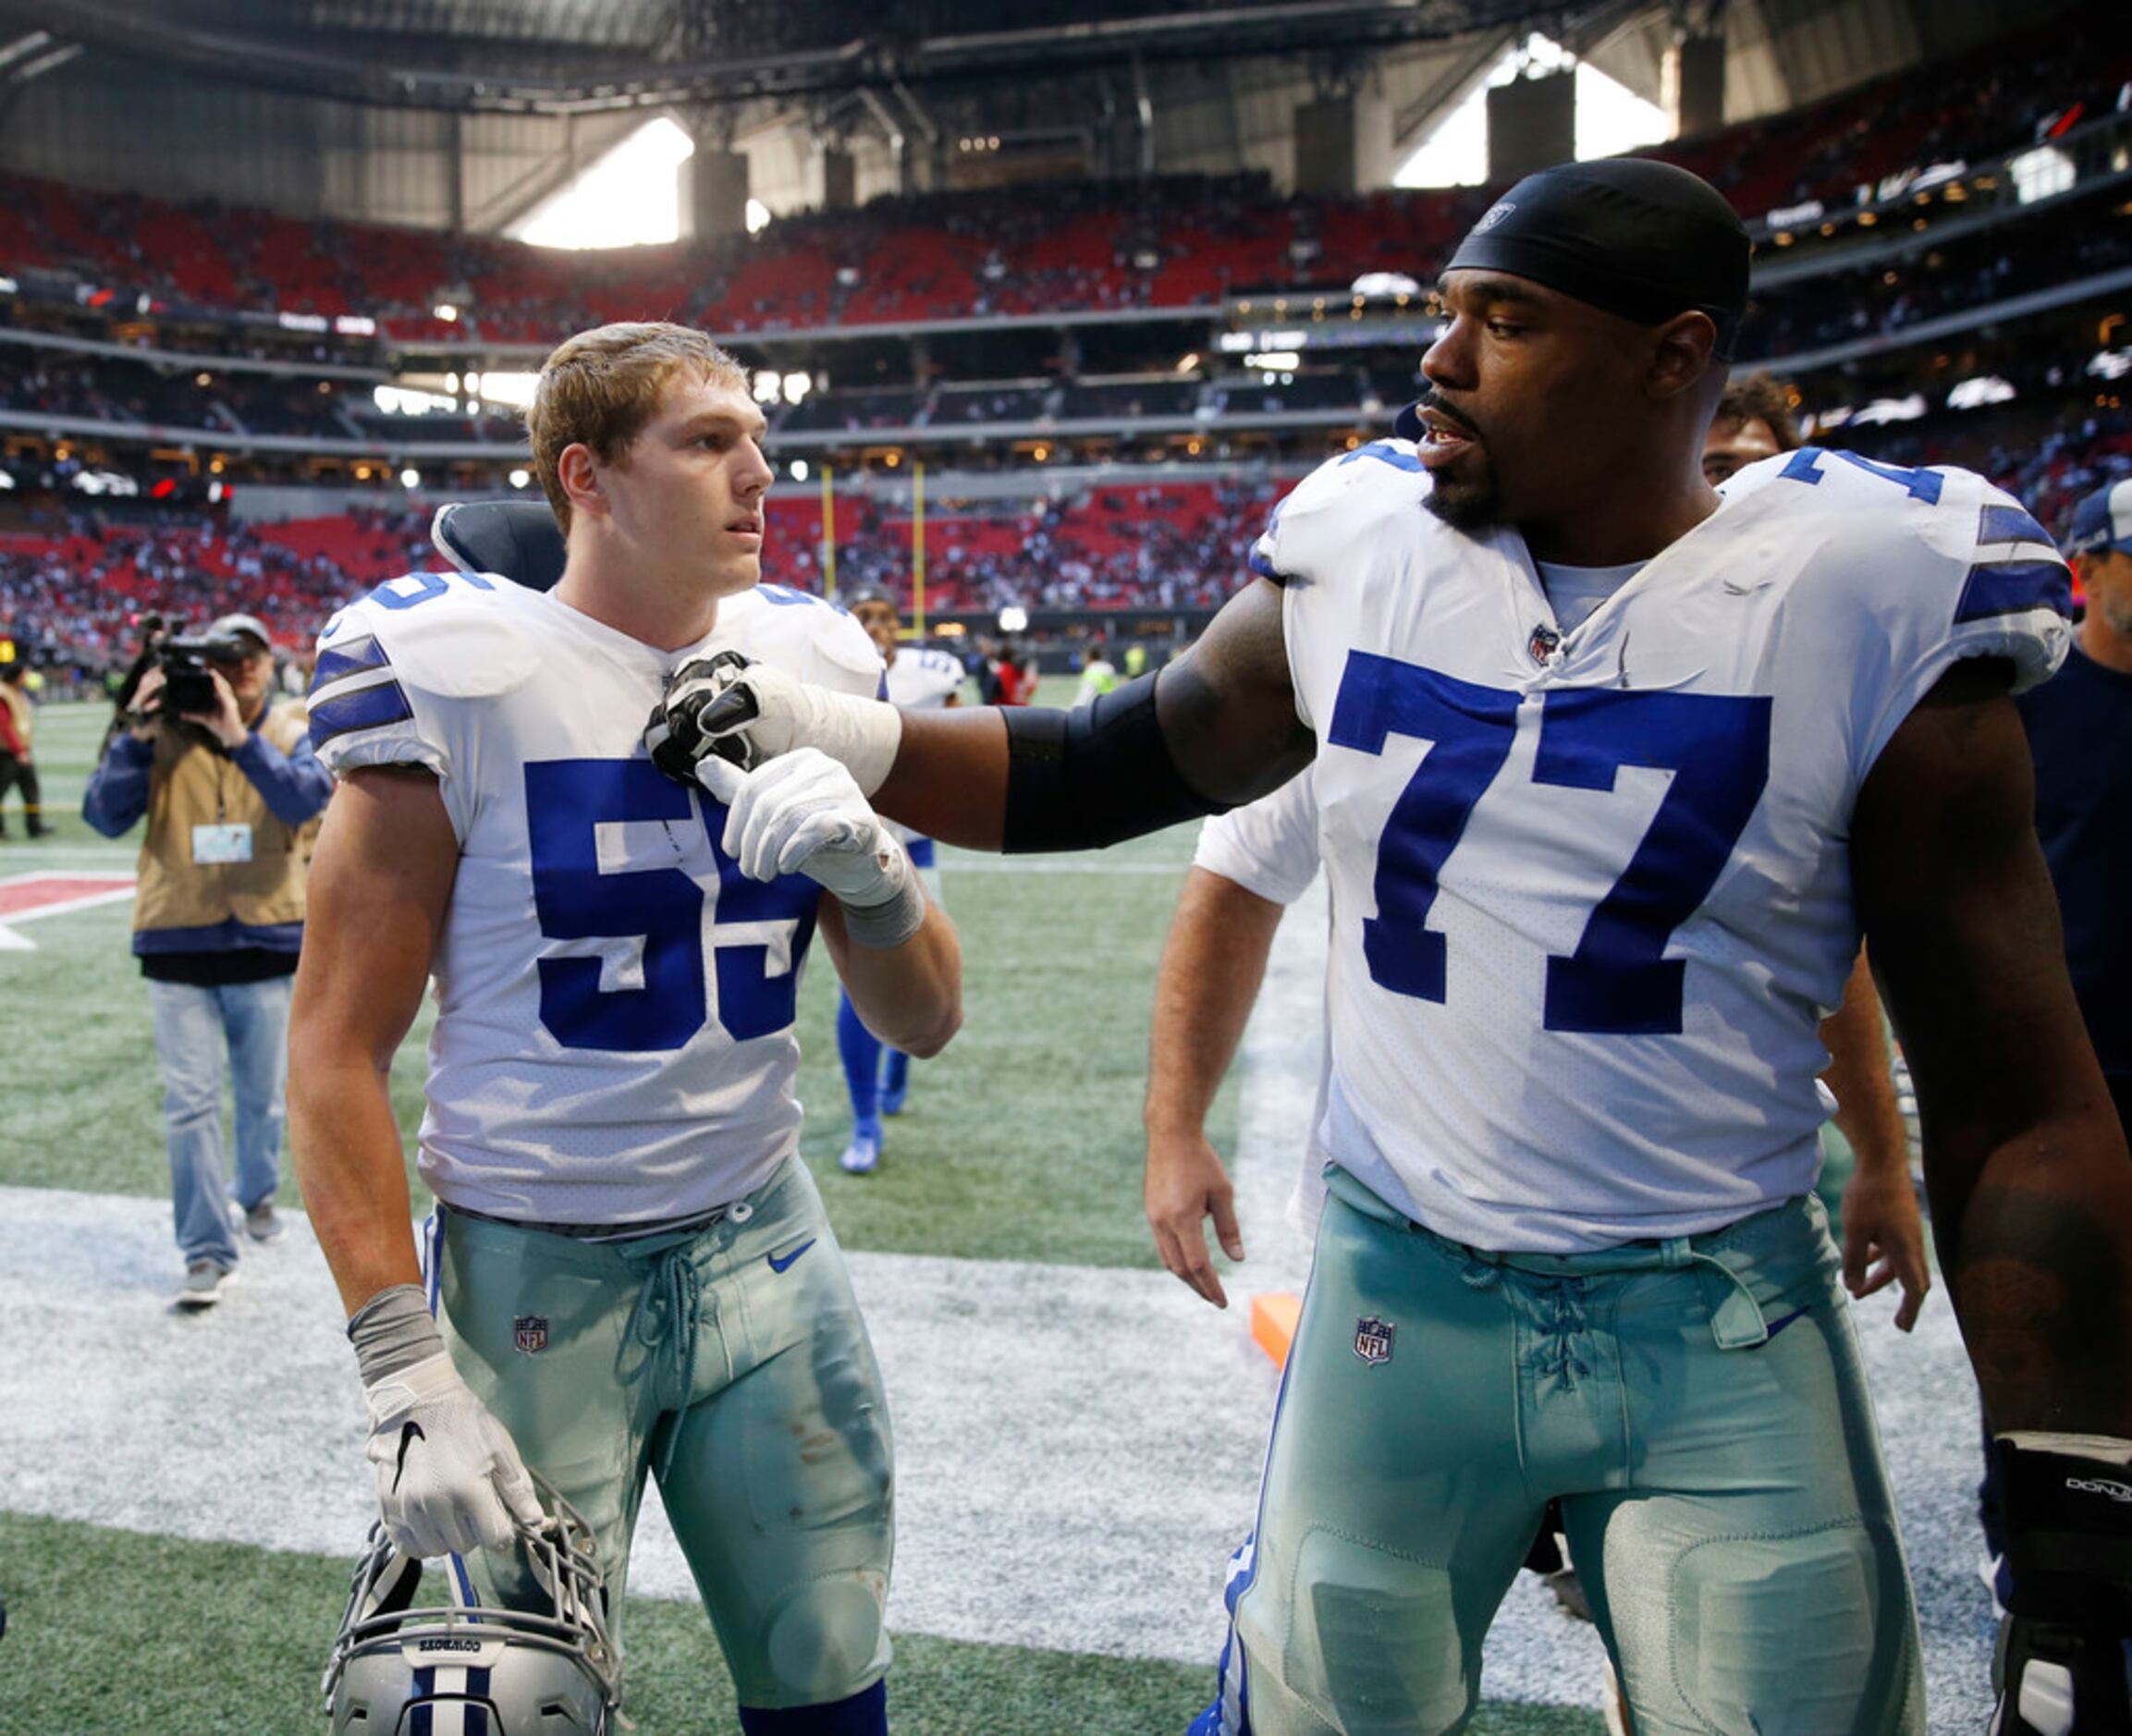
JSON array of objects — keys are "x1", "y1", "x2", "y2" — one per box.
[
  {"x1": 727, "y1": 586, "x2": 883, "y2": 698},
  {"x1": 318, "y1": 570, "x2": 546, "y2": 702},
  {"x1": 1250, "y1": 442, "x2": 1428, "y2": 586}
]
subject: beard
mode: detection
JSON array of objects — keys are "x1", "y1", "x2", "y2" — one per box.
[{"x1": 1422, "y1": 469, "x2": 1502, "y2": 530}]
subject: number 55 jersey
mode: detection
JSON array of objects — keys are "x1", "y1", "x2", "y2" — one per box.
[
  {"x1": 1259, "y1": 443, "x2": 2072, "y2": 1253},
  {"x1": 308, "y1": 574, "x2": 883, "y2": 1226}
]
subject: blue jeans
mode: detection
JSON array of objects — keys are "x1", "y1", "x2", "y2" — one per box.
[{"x1": 147, "y1": 974, "x2": 292, "y2": 1270}]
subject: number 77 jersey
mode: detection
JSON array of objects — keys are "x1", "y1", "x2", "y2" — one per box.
[
  {"x1": 307, "y1": 571, "x2": 884, "y2": 1226},
  {"x1": 1262, "y1": 442, "x2": 2072, "y2": 1253}
]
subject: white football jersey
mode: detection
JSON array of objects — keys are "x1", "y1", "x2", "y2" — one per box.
[
  {"x1": 1195, "y1": 774, "x2": 1333, "y2": 1234},
  {"x1": 881, "y1": 644, "x2": 964, "y2": 848},
  {"x1": 1258, "y1": 441, "x2": 2071, "y2": 1252},
  {"x1": 884, "y1": 644, "x2": 966, "y2": 711},
  {"x1": 309, "y1": 573, "x2": 883, "y2": 1225},
  {"x1": 1194, "y1": 773, "x2": 1320, "y2": 907}
]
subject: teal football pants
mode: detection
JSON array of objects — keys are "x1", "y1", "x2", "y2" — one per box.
[
  {"x1": 430, "y1": 1155, "x2": 895, "y2": 1710},
  {"x1": 1211, "y1": 1167, "x2": 1924, "y2": 1735}
]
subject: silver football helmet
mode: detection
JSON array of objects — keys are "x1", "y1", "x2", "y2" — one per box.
[{"x1": 324, "y1": 1474, "x2": 619, "y2": 1734}]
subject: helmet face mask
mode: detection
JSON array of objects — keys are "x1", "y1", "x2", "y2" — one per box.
[{"x1": 325, "y1": 1476, "x2": 620, "y2": 1735}]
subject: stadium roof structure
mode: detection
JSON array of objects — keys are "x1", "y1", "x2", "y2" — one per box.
[
  {"x1": 0, "y1": 0, "x2": 2094, "y2": 235},
  {"x1": 2, "y1": 0, "x2": 1667, "y2": 114}
]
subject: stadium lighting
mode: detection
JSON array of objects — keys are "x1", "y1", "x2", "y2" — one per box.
[
  {"x1": 746, "y1": 199, "x2": 772, "y2": 235},
  {"x1": 1246, "y1": 350, "x2": 1302, "y2": 371},
  {"x1": 1947, "y1": 375, "x2": 2016, "y2": 410},
  {"x1": 476, "y1": 372, "x2": 537, "y2": 410},
  {"x1": 508, "y1": 469, "x2": 532, "y2": 489},
  {"x1": 2009, "y1": 144, "x2": 2076, "y2": 205},
  {"x1": 790, "y1": 459, "x2": 811, "y2": 482},
  {"x1": 400, "y1": 468, "x2": 422, "y2": 489},
  {"x1": 433, "y1": 303, "x2": 459, "y2": 323},
  {"x1": 999, "y1": 606, "x2": 1029, "y2": 633},
  {"x1": 783, "y1": 372, "x2": 813, "y2": 403},
  {"x1": 1850, "y1": 395, "x2": 1928, "y2": 425}
]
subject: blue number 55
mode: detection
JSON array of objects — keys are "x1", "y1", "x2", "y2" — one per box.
[{"x1": 524, "y1": 760, "x2": 816, "y2": 1051}]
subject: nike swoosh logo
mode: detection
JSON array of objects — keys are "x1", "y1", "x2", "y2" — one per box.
[
  {"x1": 393, "y1": 1420, "x2": 425, "y2": 1492},
  {"x1": 766, "y1": 1239, "x2": 816, "y2": 1275}
]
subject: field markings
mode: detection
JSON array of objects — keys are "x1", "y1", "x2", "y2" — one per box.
[
  {"x1": 0, "y1": 874, "x2": 2001, "y2": 1722},
  {"x1": 0, "y1": 869, "x2": 137, "y2": 948}
]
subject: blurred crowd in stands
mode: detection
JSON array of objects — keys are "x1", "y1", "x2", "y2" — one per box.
[
  {"x1": 0, "y1": 14, "x2": 2122, "y2": 343},
  {"x1": 6, "y1": 400, "x2": 2127, "y2": 684}
]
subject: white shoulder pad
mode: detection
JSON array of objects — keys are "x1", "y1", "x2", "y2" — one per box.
[
  {"x1": 727, "y1": 585, "x2": 884, "y2": 699},
  {"x1": 1249, "y1": 442, "x2": 1429, "y2": 588},
  {"x1": 1747, "y1": 452, "x2": 2073, "y2": 771},
  {"x1": 308, "y1": 571, "x2": 545, "y2": 778}
]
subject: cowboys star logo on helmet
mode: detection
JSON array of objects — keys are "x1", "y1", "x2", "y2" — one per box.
[{"x1": 324, "y1": 1473, "x2": 619, "y2": 1734}]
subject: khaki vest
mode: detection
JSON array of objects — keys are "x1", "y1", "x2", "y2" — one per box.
[{"x1": 132, "y1": 700, "x2": 321, "y2": 937}]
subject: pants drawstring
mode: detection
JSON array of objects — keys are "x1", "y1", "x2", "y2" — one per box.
[{"x1": 625, "y1": 1241, "x2": 704, "y2": 1479}]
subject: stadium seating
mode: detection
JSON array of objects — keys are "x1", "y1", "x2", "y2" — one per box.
[{"x1": 0, "y1": 14, "x2": 2121, "y2": 342}]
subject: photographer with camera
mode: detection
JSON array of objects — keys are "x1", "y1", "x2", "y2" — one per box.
[{"x1": 82, "y1": 612, "x2": 333, "y2": 1310}]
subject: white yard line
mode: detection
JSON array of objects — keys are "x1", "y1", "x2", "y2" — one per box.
[{"x1": 2, "y1": 969, "x2": 1997, "y2": 1730}]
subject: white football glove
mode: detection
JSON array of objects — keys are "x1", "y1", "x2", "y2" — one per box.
[
  {"x1": 362, "y1": 1351, "x2": 544, "y2": 1559},
  {"x1": 697, "y1": 750, "x2": 927, "y2": 947},
  {"x1": 648, "y1": 654, "x2": 901, "y2": 795}
]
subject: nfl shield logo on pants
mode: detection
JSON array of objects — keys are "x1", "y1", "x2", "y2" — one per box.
[
  {"x1": 513, "y1": 1314, "x2": 548, "y2": 1355},
  {"x1": 1353, "y1": 1315, "x2": 1395, "y2": 1365}
]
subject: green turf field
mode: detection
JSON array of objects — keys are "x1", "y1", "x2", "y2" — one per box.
[
  {"x1": 23, "y1": 690, "x2": 1586, "y2": 1736},
  {"x1": 1, "y1": 691, "x2": 1230, "y2": 1269},
  {"x1": 0, "y1": 1511, "x2": 1606, "y2": 1735}
]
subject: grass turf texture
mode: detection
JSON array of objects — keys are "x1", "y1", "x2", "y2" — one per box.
[
  {"x1": 2, "y1": 693, "x2": 1231, "y2": 1271},
  {"x1": 0, "y1": 1512, "x2": 1605, "y2": 1733}
]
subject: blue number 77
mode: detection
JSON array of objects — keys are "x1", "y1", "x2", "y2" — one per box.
[{"x1": 1329, "y1": 654, "x2": 1771, "y2": 1035}]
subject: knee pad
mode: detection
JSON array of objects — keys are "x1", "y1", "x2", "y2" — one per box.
[
  {"x1": 1265, "y1": 1528, "x2": 1470, "y2": 1735},
  {"x1": 756, "y1": 1571, "x2": 888, "y2": 1707},
  {"x1": 1660, "y1": 1518, "x2": 1918, "y2": 1735}
]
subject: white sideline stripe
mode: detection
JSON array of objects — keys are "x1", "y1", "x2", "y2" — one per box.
[
  {"x1": 0, "y1": 872, "x2": 138, "y2": 922},
  {"x1": 0, "y1": 871, "x2": 138, "y2": 947},
  {"x1": 0, "y1": 1204, "x2": 1999, "y2": 1722},
  {"x1": 0, "y1": 887, "x2": 1997, "y2": 1721}
]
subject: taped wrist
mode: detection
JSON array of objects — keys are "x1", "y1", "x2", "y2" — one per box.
[
  {"x1": 349, "y1": 1282, "x2": 446, "y2": 1387},
  {"x1": 1994, "y1": 1431, "x2": 2132, "y2": 1625},
  {"x1": 839, "y1": 841, "x2": 928, "y2": 948},
  {"x1": 1001, "y1": 673, "x2": 1225, "y2": 854}
]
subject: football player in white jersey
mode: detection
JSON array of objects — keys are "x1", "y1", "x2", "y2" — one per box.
[
  {"x1": 288, "y1": 322, "x2": 962, "y2": 1736},
  {"x1": 657, "y1": 159, "x2": 2132, "y2": 1733},
  {"x1": 832, "y1": 585, "x2": 962, "y2": 1173}
]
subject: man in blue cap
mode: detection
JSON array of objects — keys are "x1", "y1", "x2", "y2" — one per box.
[
  {"x1": 2026, "y1": 476, "x2": 2132, "y2": 1139},
  {"x1": 1974, "y1": 479, "x2": 2132, "y2": 1718}
]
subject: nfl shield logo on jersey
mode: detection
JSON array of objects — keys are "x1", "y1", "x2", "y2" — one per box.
[
  {"x1": 514, "y1": 1315, "x2": 548, "y2": 1355},
  {"x1": 1353, "y1": 1315, "x2": 1395, "y2": 1365}
]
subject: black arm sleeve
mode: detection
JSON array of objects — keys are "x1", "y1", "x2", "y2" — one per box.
[{"x1": 1000, "y1": 674, "x2": 1228, "y2": 853}]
